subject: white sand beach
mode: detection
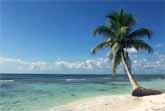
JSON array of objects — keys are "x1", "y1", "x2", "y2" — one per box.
[{"x1": 50, "y1": 94, "x2": 165, "y2": 111}]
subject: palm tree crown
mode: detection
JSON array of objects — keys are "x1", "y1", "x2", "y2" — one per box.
[{"x1": 92, "y1": 9, "x2": 153, "y2": 75}]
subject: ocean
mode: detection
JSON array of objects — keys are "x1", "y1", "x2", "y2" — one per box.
[{"x1": 0, "y1": 74, "x2": 165, "y2": 111}]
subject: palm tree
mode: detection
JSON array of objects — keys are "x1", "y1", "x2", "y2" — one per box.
[{"x1": 91, "y1": 9, "x2": 162, "y2": 96}]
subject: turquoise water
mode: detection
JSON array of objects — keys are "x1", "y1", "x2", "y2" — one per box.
[{"x1": 0, "y1": 74, "x2": 164, "y2": 111}]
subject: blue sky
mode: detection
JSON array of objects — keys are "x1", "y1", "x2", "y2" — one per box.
[{"x1": 0, "y1": 0, "x2": 165, "y2": 74}]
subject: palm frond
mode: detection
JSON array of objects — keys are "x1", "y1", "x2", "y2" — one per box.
[
  {"x1": 123, "y1": 14, "x2": 136, "y2": 27},
  {"x1": 124, "y1": 39, "x2": 154, "y2": 53},
  {"x1": 106, "y1": 9, "x2": 136, "y2": 36},
  {"x1": 91, "y1": 41, "x2": 110, "y2": 55},
  {"x1": 127, "y1": 28, "x2": 152, "y2": 39},
  {"x1": 111, "y1": 43, "x2": 120, "y2": 52},
  {"x1": 112, "y1": 49, "x2": 122, "y2": 75},
  {"x1": 93, "y1": 25, "x2": 114, "y2": 37},
  {"x1": 107, "y1": 51, "x2": 113, "y2": 60},
  {"x1": 106, "y1": 10, "x2": 119, "y2": 22}
]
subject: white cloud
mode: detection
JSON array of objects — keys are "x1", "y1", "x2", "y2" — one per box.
[
  {"x1": 0, "y1": 52, "x2": 165, "y2": 74},
  {"x1": 54, "y1": 58, "x2": 110, "y2": 70},
  {"x1": 0, "y1": 56, "x2": 112, "y2": 74},
  {"x1": 125, "y1": 48, "x2": 137, "y2": 53},
  {"x1": 30, "y1": 61, "x2": 49, "y2": 71},
  {"x1": 0, "y1": 57, "x2": 28, "y2": 64},
  {"x1": 131, "y1": 52, "x2": 165, "y2": 74}
]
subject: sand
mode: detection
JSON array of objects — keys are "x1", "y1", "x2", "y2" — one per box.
[{"x1": 50, "y1": 94, "x2": 165, "y2": 111}]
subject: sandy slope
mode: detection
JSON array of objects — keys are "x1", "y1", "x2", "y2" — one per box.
[{"x1": 50, "y1": 94, "x2": 165, "y2": 111}]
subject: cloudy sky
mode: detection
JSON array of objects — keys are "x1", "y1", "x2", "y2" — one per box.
[{"x1": 0, "y1": 0, "x2": 165, "y2": 74}]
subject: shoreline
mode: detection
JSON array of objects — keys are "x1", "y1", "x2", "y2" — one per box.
[{"x1": 50, "y1": 94, "x2": 165, "y2": 111}]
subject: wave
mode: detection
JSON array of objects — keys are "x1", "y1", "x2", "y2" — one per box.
[
  {"x1": 0, "y1": 80, "x2": 15, "y2": 83},
  {"x1": 65, "y1": 78, "x2": 87, "y2": 82}
]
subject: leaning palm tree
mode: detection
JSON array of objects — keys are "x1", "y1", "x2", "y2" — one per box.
[{"x1": 91, "y1": 9, "x2": 162, "y2": 96}]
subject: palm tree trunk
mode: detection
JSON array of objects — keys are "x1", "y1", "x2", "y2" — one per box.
[
  {"x1": 121, "y1": 52, "x2": 139, "y2": 90},
  {"x1": 121, "y1": 51, "x2": 162, "y2": 97}
]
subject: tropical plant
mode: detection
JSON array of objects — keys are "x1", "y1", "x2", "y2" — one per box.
[{"x1": 91, "y1": 9, "x2": 162, "y2": 96}]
